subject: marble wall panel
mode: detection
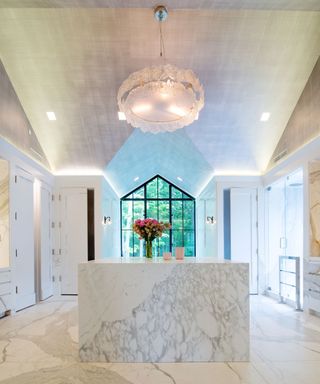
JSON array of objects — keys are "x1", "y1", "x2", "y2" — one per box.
[
  {"x1": 0, "y1": 159, "x2": 9, "y2": 268},
  {"x1": 309, "y1": 161, "x2": 320, "y2": 256}
]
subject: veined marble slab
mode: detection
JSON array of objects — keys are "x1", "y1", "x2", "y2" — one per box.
[
  {"x1": 78, "y1": 258, "x2": 249, "y2": 363},
  {"x1": 309, "y1": 161, "x2": 320, "y2": 257}
]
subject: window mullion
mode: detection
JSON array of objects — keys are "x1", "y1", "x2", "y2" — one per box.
[{"x1": 121, "y1": 176, "x2": 195, "y2": 258}]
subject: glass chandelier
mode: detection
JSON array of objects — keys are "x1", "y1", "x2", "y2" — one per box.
[{"x1": 117, "y1": 6, "x2": 204, "y2": 134}]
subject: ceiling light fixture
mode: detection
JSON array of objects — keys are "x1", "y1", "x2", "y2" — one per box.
[
  {"x1": 134, "y1": 176, "x2": 140, "y2": 182},
  {"x1": 117, "y1": 5, "x2": 204, "y2": 134},
  {"x1": 260, "y1": 112, "x2": 270, "y2": 122},
  {"x1": 177, "y1": 176, "x2": 183, "y2": 182},
  {"x1": 46, "y1": 111, "x2": 56, "y2": 121}
]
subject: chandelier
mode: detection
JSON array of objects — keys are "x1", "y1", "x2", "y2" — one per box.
[{"x1": 117, "y1": 6, "x2": 204, "y2": 134}]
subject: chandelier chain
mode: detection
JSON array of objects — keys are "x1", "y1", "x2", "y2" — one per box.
[{"x1": 159, "y1": 20, "x2": 166, "y2": 59}]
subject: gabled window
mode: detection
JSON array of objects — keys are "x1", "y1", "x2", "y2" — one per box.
[{"x1": 121, "y1": 175, "x2": 196, "y2": 257}]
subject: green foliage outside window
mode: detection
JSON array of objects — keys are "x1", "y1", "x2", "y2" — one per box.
[{"x1": 121, "y1": 175, "x2": 195, "y2": 257}]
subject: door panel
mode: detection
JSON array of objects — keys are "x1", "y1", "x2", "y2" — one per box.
[
  {"x1": 230, "y1": 188, "x2": 258, "y2": 294},
  {"x1": 14, "y1": 172, "x2": 35, "y2": 311},
  {"x1": 60, "y1": 188, "x2": 88, "y2": 294}
]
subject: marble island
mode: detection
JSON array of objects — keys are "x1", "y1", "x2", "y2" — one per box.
[{"x1": 78, "y1": 258, "x2": 249, "y2": 363}]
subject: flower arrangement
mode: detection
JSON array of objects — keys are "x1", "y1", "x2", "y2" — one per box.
[
  {"x1": 133, "y1": 218, "x2": 171, "y2": 258},
  {"x1": 133, "y1": 218, "x2": 171, "y2": 241}
]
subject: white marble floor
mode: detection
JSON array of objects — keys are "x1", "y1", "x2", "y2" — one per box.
[{"x1": 1, "y1": 295, "x2": 320, "y2": 384}]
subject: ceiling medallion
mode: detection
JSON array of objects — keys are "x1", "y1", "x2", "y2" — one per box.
[{"x1": 117, "y1": 6, "x2": 204, "y2": 134}]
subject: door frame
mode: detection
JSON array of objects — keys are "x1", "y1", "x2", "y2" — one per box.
[
  {"x1": 59, "y1": 187, "x2": 88, "y2": 295},
  {"x1": 215, "y1": 177, "x2": 264, "y2": 294},
  {"x1": 230, "y1": 187, "x2": 259, "y2": 294},
  {"x1": 36, "y1": 180, "x2": 53, "y2": 301}
]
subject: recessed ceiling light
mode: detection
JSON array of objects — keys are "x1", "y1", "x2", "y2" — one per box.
[
  {"x1": 118, "y1": 111, "x2": 126, "y2": 121},
  {"x1": 28, "y1": 129, "x2": 32, "y2": 135},
  {"x1": 260, "y1": 112, "x2": 270, "y2": 122},
  {"x1": 177, "y1": 176, "x2": 183, "y2": 182},
  {"x1": 134, "y1": 176, "x2": 139, "y2": 182},
  {"x1": 46, "y1": 111, "x2": 56, "y2": 121}
]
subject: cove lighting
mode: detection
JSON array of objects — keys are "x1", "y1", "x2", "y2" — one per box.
[
  {"x1": 54, "y1": 168, "x2": 103, "y2": 176},
  {"x1": 260, "y1": 112, "x2": 270, "y2": 122},
  {"x1": 118, "y1": 111, "x2": 126, "y2": 121},
  {"x1": 30, "y1": 148, "x2": 43, "y2": 159},
  {"x1": 177, "y1": 176, "x2": 183, "y2": 182},
  {"x1": 214, "y1": 170, "x2": 261, "y2": 176},
  {"x1": 46, "y1": 111, "x2": 56, "y2": 121}
]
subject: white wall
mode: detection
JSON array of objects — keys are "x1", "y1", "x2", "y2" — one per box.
[
  {"x1": 101, "y1": 177, "x2": 120, "y2": 258},
  {"x1": 196, "y1": 178, "x2": 217, "y2": 258}
]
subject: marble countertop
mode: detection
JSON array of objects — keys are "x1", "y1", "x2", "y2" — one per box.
[{"x1": 81, "y1": 257, "x2": 248, "y2": 265}]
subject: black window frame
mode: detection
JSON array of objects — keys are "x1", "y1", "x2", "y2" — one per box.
[{"x1": 120, "y1": 175, "x2": 196, "y2": 257}]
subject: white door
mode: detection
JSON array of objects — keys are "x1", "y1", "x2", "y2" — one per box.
[
  {"x1": 40, "y1": 184, "x2": 53, "y2": 300},
  {"x1": 14, "y1": 171, "x2": 36, "y2": 311},
  {"x1": 230, "y1": 188, "x2": 258, "y2": 294},
  {"x1": 60, "y1": 188, "x2": 88, "y2": 294}
]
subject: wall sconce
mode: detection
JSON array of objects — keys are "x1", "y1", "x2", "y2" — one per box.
[
  {"x1": 102, "y1": 216, "x2": 112, "y2": 225},
  {"x1": 206, "y1": 216, "x2": 216, "y2": 225}
]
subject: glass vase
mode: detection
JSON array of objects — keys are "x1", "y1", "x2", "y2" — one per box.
[{"x1": 145, "y1": 239, "x2": 153, "y2": 258}]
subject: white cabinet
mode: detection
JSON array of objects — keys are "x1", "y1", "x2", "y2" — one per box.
[
  {"x1": 304, "y1": 260, "x2": 320, "y2": 315},
  {"x1": 0, "y1": 268, "x2": 12, "y2": 317}
]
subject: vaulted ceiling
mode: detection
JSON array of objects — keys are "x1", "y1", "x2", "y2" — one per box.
[{"x1": 0, "y1": 1, "x2": 319, "y2": 195}]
